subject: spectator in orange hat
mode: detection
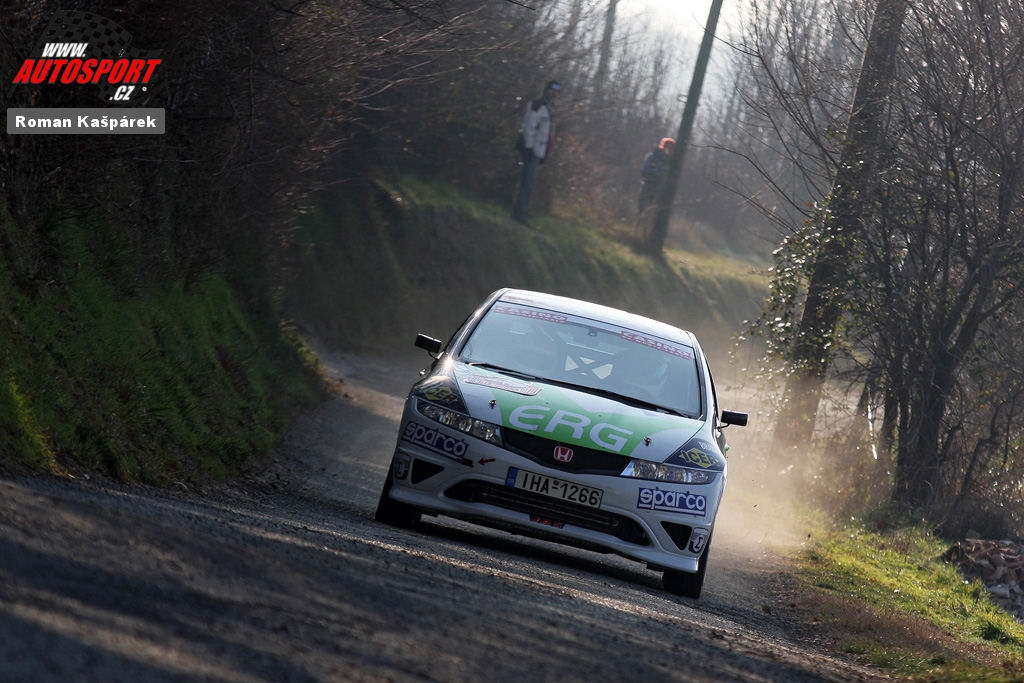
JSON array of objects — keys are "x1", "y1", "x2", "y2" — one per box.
[{"x1": 638, "y1": 137, "x2": 675, "y2": 216}]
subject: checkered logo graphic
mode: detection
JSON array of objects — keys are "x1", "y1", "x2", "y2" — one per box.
[{"x1": 12, "y1": 11, "x2": 162, "y2": 102}]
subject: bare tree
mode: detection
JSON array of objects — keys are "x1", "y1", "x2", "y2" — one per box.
[
  {"x1": 746, "y1": 0, "x2": 1024, "y2": 524},
  {"x1": 863, "y1": 0, "x2": 1024, "y2": 513},
  {"x1": 591, "y1": 0, "x2": 620, "y2": 111},
  {"x1": 769, "y1": 0, "x2": 909, "y2": 454}
]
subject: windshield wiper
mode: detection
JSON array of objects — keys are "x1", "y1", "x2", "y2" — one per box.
[
  {"x1": 465, "y1": 362, "x2": 541, "y2": 381},
  {"x1": 579, "y1": 386, "x2": 689, "y2": 417}
]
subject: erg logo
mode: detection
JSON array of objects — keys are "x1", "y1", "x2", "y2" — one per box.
[
  {"x1": 637, "y1": 488, "x2": 706, "y2": 516},
  {"x1": 402, "y1": 421, "x2": 468, "y2": 462},
  {"x1": 508, "y1": 405, "x2": 632, "y2": 452}
]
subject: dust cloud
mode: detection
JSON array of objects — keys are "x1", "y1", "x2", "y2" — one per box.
[{"x1": 713, "y1": 372, "x2": 820, "y2": 556}]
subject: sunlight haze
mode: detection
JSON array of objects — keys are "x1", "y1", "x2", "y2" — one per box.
[{"x1": 622, "y1": 0, "x2": 742, "y2": 40}]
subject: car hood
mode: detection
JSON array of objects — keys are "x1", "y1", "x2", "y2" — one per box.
[{"x1": 413, "y1": 361, "x2": 719, "y2": 467}]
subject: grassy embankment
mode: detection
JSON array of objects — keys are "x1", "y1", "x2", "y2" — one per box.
[
  {"x1": 285, "y1": 174, "x2": 769, "y2": 363},
  {"x1": 795, "y1": 522, "x2": 1024, "y2": 680},
  {"x1": 0, "y1": 205, "x2": 324, "y2": 483}
]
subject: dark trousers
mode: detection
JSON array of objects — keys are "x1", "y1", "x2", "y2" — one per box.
[{"x1": 512, "y1": 155, "x2": 540, "y2": 221}]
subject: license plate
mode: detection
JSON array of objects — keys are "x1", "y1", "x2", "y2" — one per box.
[{"x1": 506, "y1": 467, "x2": 603, "y2": 508}]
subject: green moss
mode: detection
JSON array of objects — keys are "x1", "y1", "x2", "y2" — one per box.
[
  {"x1": 0, "y1": 373, "x2": 55, "y2": 469},
  {"x1": 0, "y1": 206, "x2": 324, "y2": 483}
]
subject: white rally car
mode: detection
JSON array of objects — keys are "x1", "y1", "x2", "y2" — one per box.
[{"x1": 375, "y1": 288, "x2": 747, "y2": 598}]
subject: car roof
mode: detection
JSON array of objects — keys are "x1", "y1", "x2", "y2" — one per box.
[{"x1": 494, "y1": 289, "x2": 697, "y2": 348}]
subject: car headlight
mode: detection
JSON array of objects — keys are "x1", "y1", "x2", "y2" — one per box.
[
  {"x1": 416, "y1": 400, "x2": 503, "y2": 446},
  {"x1": 620, "y1": 459, "x2": 716, "y2": 484}
]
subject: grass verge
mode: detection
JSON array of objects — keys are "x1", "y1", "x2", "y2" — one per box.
[{"x1": 796, "y1": 523, "x2": 1024, "y2": 680}]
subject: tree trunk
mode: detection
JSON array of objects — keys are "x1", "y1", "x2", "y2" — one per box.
[
  {"x1": 893, "y1": 356, "x2": 956, "y2": 508},
  {"x1": 561, "y1": 0, "x2": 584, "y2": 47},
  {"x1": 646, "y1": 0, "x2": 723, "y2": 256},
  {"x1": 591, "y1": 0, "x2": 619, "y2": 112},
  {"x1": 771, "y1": 0, "x2": 909, "y2": 454}
]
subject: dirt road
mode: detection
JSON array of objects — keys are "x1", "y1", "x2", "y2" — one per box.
[{"x1": 0, "y1": 353, "x2": 889, "y2": 682}]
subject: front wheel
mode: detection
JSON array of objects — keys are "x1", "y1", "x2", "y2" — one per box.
[
  {"x1": 374, "y1": 469, "x2": 421, "y2": 529},
  {"x1": 663, "y1": 535, "x2": 711, "y2": 599}
]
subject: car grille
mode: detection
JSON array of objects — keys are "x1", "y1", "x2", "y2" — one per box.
[
  {"x1": 444, "y1": 479, "x2": 650, "y2": 546},
  {"x1": 502, "y1": 428, "x2": 628, "y2": 475}
]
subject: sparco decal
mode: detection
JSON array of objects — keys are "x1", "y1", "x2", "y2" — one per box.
[
  {"x1": 402, "y1": 421, "x2": 469, "y2": 462},
  {"x1": 508, "y1": 405, "x2": 632, "y2": 453},
  {"x1": 637, "y1": 488, "x2": 707, "y2": 516}
]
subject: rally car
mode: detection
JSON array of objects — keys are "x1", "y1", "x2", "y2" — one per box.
[{"x1": 375, "y1": 288, "x2": 747, "y2": 598}]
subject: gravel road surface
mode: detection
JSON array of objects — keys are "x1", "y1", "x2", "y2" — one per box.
[{"x1": 0, "y1": 352, "x2": 891, "y2": 682}]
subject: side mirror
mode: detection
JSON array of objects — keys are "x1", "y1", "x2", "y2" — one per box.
[
  {"x1": 415, "y1": 333, "x2": 444, "y2": 356},
  {"x1": 721, "y1": 410, "x2": 748, "y2": 427}
]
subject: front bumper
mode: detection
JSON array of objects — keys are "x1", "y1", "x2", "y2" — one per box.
[{"x1": 384, "y1": 411, "x2": 724, "y2": 574}]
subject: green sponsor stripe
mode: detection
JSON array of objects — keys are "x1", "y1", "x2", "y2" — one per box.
[{"x1": 494, "y1": 384, "x2": 684, "y2": 455}]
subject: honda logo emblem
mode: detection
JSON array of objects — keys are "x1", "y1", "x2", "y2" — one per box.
[{"x1": 553, "y1": 446, "x2": 574, "y2": 462}]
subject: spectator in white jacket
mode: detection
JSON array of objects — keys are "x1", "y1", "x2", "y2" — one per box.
[{"x1": 512, "y1": 80, "x2": 561, "y2": 224}]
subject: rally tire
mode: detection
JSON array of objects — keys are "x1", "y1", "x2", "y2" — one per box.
[
  {"x1": 375, "y1": 469, "x2": 421, "y2": 529},
  {"x1": 663, "y1": 535, "x2": 711, "y2": 599}
]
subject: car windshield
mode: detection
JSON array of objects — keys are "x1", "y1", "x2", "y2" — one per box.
[{"x1": 459, "y1": 301, "x2": 701, "y2": 417}]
